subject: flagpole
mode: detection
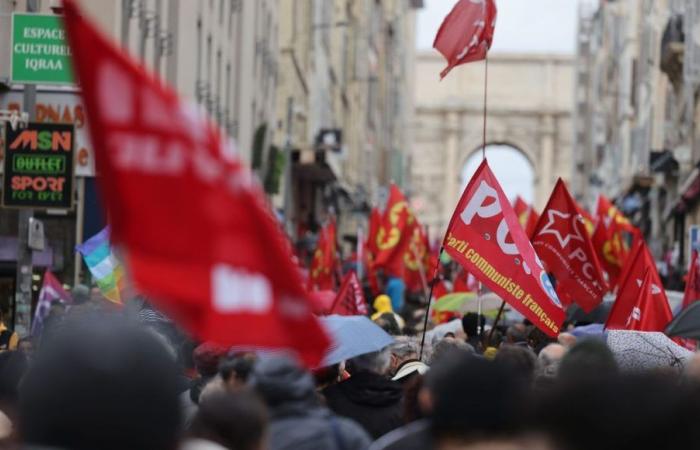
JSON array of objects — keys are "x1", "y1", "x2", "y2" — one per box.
[
  {"x1": 488, "y1": 300, "x2": 506, "y2": 344},
  {"x1": 419, "y1": 248, "x2": 444, "y2": 361}
]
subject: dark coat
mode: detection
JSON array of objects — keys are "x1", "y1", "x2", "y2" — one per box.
[
  {"x1": 369, "y1": 419, "x2": 433, "y2": 450},
  {"x1": 251, "y1": 356, "x2": 371, "y2": 450},
  {"x1": 323, "y1": 372, "x2": 404, "y2": 439}
]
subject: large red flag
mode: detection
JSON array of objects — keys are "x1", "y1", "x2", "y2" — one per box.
[
  {"x1": 531, "y1": 179, "x2": 607, "y2": 312},
  {"x1": 62, "y1": 0, "x2": 329, "y2": 366},
  {"x1": 373, "y1": 185, "x2": 416, "y2": 278},
  {"x1": 443, "y1": 161, "x2": 565, "y2": 337},
  {"x1": 433, "y1": 0, "x2": 498, "y2": 79},
  {"x1": 606, "y1": 242, "x2": 672, "y2": 331},
  {"x1": 309, "y1": 219, "x2": 337, "y2": 291},
  {"x1": 592, "y1": 197, "x2": 633, "y2": 287},
  {"x1": 330, "y1": 271, "x2": 368, "y2": 316},
  {"x1": 682, "y1": 250, "x2": 700, "y2": 309}
]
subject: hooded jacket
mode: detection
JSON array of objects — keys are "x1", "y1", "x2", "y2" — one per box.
[
  {"x1": 322, "y1": 371, "x2": 404, "y2": 439},
  {"x1": 250, "y1": 356, "x2": 371, "y2": 450},
  {"x1": 371, "y1": 296, "x2": 405, "y2": 329}
]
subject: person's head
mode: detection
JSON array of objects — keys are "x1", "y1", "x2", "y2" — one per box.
[
  {"x1": 373, "y1": 295, "x2": 394, "y2": 314},
  {"x1": 684, "y1": 352, "x2": 700, "y2": 383},
  {"x1": 557, "y1": 339, "x2": 618, "y2": 382},
  {"x1": 71, "y1": 284, "x2": 91, "y2": 305},
  {"x1": 193, "y1": 342, "x2": 228, "y2": 378},
  {"x1": 189, "y1": 390, "x2": 268, "y2": 450},
  {"x1": 347, "y1": 347, "x2": 392, "y2": 376},
  {"x1": 219, "y1": 352, "x2": 256, "y2": 391},
  {"x1": 249, "y1": 355, "x2": 316, "y2": 408},
  {"x1": 536, "y1": 344, "x2": 567, "y2": 379},
  {"x1": 17, "y1": 337, "x2": 34, "y2": 358},
  {"x1": 462, "y1": 313, "x2": 485, "y2": 338},
  {"x1": 48, "y1": 301, "x2": 66, "y2": 318},
  {"x1": 494, "y1": 344, "x2": 537, "y2": 385},
  {"x1": 505, "y1": 323, "x2": 529, "y2": 344},
  {"x1": 389, "y1": 337, "x2": 419, "y2": 375},
  {"x1": 19, "y1": 317, "x2": 182, "y2": 450},
  {"x1": 375, "y1": 312, "x2": 401, "y2": 335},
  {"x1": 430, "y1": 337, "x2": 475, "y2": 365},
  {"x1": 428, "y1": 354, "x2": 530, "y2": 446}
]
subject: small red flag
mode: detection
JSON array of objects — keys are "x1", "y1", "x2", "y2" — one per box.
[
  {"x1": 62, "y1": 0, "x2": 329, "y2": 366},
  {"x1": 309, "y1": 219, "x2": 338, "y2": 291},
  {"x1": 433, "y1": 0, "x2": 498, "y2": 79},
  {"x1": 682, "y1": 250, "x2": 700, "y2": 309},
  {"x1": 404, "y1": 224, "x2": 431, "y2": 292},
  {"x1": 330, "y1": 271, "x2": 368, "y2": 316},
  {"x1": 443, "y1": 160, "x2": 565, "y2": 337},
  {"x1": 606, "y1": 242, "x2": 672, "y2": 331},
  {"x1": 524, "y1": 207, "x2": 540, "y2": 239},
  {"x1": 531, "y1": 179, "x2": 607, "y2": 312},
  {"x1": 373, "y1": 185, "x2": 416, "y2": 278},
  {"x1": 513, "y1": 196, "x2": 529, "y2": 225},
  {"x1": 592, "y1": 197, "x2": 633, "y2": 287}
]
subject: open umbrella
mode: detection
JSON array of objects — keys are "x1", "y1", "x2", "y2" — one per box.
[
  {"x1": 432, "y1": 292, "x2": 501, "y2": 313},
  {"x1": 666, "y1": 301, "x2": 700, "y2": 340},
  {"x1": 606, "y1": 330, "x2": 693, "y2": 372},
  {"x1": 319, "y1": 315, "x2": 394, "y2": 367}
]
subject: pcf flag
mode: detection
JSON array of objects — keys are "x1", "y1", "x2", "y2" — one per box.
[
  {"x1": 76, "y1": 227, "x2": 125, "y2": 304},
  {"x1": 433, "y1": 0, "x2": 497, "y2": 79},
  {"x1": 443, "y1": 160, "x2": 565, "y2": 337},
  {"x1": 531, "y1": 179, "x2": 607, "y2": 312},
  {"x1": 62, "y1": 0, "x2": 329, "y2": 366},
  {"x1": 606, "y1": 241, "x2": 672, "y2": 331},
  {"x1": 32, "y1": 271, "x2": 72, "y2": 336}
]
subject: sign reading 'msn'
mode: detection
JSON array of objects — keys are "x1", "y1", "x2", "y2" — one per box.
[{"x1": 3, "y1": 122, "x2": 75, "y2": 209}]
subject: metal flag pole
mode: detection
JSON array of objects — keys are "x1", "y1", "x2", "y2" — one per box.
[{"x1": 418, "y1": 248, "x2": 444, "y2": 361}]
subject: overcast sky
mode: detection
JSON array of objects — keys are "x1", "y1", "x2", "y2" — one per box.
[{"x1": 416, "y1": 0, "x2": 584, "y2": 54}]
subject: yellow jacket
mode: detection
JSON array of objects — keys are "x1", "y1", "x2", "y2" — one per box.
[{"x1": 371, "y1": 295, "x2": 405, "y2": 329}]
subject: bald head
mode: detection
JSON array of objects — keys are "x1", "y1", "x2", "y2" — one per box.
[
  {"x1": 685, "y1": 352, "x2": 700, "y2": 382},
  {"x1": 537, "y1": 343, "x2": 567, "y2": 378},
  {"x1": 558, "y1": 332, "x2": 577, "y2": 348}
]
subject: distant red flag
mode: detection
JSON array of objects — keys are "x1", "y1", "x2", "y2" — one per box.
[
  {"x1": 365, "y1": 207, "x2": 382, "y2": 260},
  {"x1": 373, "y1": 185, "x2": 416, "y2": 278},
  {"x1": 454, "y1": 267, "x2": 478, "y2": 293},
  {"x1": 309, "y1": 219, "x2": 337, "y2": 291},
  {"x1": 524, "y1": 207, "x2": 540, "y2": 239},
  {"x1": 606, "y1": 242, "x2": 672, "y2": 331},
  {"x1": 682, "y1": 250, "x2": 700, "y2": 309},
  {"x1": 513, "y1": 196, "x2": 529, "y2": 225},
  {"x1": 592, "y1": 197, "x2": 634, "y2": 287},
  {"x1": 433, "y1": 0, "x2": 498, "y2": 79},
  {"x1": 404, "y1": 224, "x2": 431, "y2": 292},
  {"x1": 531, "y1": 179, "x2": 607, "y2": 312},
  {"x1": 443, "y1": 160, "x2": 565, "y2": 337},
  {"x1": 62, "y1": 0, "x2": 329, "y2": 366},
  {"x1": 330, "y1": 271, "x2": 368, "y2": 316}
]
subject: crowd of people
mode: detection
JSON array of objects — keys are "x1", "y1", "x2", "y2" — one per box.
[{"x1": 0, "y1": 287, "x2": 697, "y2": 450}]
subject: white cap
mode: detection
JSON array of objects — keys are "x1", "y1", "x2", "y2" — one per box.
[{"x1": 392, "y1": 360, "x2": 429, "y2": 381}]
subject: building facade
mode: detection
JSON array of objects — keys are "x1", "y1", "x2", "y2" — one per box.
[
  {"x1": 573, "y1": 0, "x2": 700, "y2": 277},
  {"x1": 273, "y1": 0, "x2": 421, "y2": 253}
]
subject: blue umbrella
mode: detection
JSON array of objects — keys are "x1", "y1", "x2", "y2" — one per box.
[{"x1": 320, "y1": 315, "x2": 394, "y2": 367}]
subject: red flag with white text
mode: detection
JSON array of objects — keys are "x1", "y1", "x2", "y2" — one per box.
[
  {"x1": 606, "y1": 242, "x2": 672, "y2": 331},
  {"x1": 433, "y1": 0, "x2": 497, "y2": 79},
  {"x1": 531, "y1": 179, "x2": 607, "y2": 312},
  {"x1": 330, "y1": 271, "x2": 368, "y2": 316},
  {"x1": 443, "y1": 160, "x2": 565, "y2": 337},
  {"x1": 62, "y1": 0, "x2": 329, "y2": 366},
  {"x1": 309, "y1": 219, "x2": 337, "y2": 291}
]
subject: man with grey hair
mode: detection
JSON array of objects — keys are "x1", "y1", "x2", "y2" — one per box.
[
  {"x1": 389, "y1": 337, "x2": 420, "y2": 375},
  {"x1": 322, "y1": 347, "x2": 404, "y2": 439}
]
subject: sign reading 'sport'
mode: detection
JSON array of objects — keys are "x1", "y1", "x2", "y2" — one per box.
[{"x1": 3, "y1": 122, "x2": 75, "y2": 209}]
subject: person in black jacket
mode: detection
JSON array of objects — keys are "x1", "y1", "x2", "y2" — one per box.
[{"x1": 322, "y1": 347, "x2": 404, "y2": 439}]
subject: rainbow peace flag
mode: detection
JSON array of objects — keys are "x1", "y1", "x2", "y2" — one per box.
[{"x1": 76, "y1": 227, "x2": 124, "y2": 304}]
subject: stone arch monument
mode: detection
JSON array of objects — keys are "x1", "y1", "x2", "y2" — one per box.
[{"x1": 410, "y1": 52, "x2": 574, "y2": 240}]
